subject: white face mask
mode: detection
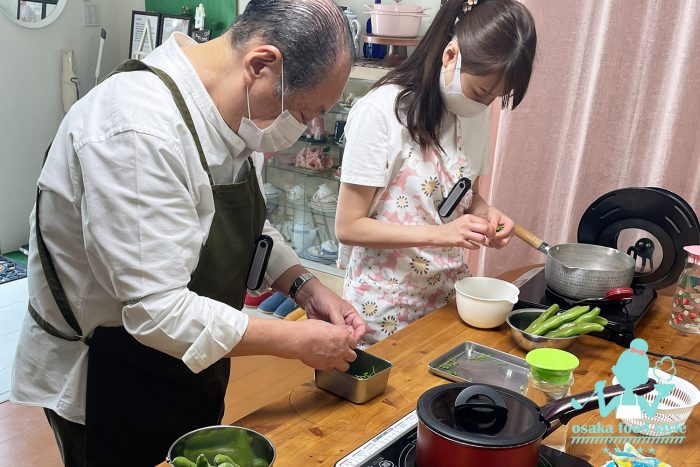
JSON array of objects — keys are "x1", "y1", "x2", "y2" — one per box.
[
  {"x1": 440, "y1": 50, "x2": 489, "y2": 118},
  {"x1": 237, "y1": 62, "x2": 308, "y2": 153}
]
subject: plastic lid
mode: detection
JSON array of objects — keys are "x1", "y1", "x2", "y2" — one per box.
[
  {"x1": 684, "y1": 246, "x2": 700, "y2": 258},
  {"x1": 526, "y1": 348, "x2": 580, "y2": 385}
]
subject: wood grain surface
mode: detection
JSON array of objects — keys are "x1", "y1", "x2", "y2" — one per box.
[{"x1": 156, "y1": 266, "x2": 699, "y2": 466}]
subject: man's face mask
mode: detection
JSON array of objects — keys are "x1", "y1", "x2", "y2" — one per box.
[
  {"x1": 440, "y1": 49, "x2": 488, "y2": 119},
  {"x1": 238, "y1": 60, "x2": 307, "y2": 152}
]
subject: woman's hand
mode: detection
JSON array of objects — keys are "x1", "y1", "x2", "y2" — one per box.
[
  {"x1": 438, "y1": 214, "x2": 494, "y2": 250},
  {"x1": 485, "y1": 206, "x2": 514, "y2": 249}
]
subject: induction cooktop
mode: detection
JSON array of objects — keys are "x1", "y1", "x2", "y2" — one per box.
[{"x1": 336, "y1": 411, "x2": 592, "y2": 467}]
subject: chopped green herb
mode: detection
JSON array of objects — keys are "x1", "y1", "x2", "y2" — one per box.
[
  {"x1": 466, "y1": 353, "x2": 492, "y2": 361},
  {"x1": 355, "y1": 366, "x2": 377, "y2": 380},
  {"x1": 496, "y1": 223, "x2": 505, "y2": 233},
  {"x1": 438, "y1": 356, "x2": 461, "y2": 372}
]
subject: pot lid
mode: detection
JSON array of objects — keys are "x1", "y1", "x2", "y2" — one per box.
[
  {"x1": 578, "y1": 187, "x2": 700, "y2": 290},
  {"x1": 417, "y1": 383, "x2": 546, "y2": 448}
]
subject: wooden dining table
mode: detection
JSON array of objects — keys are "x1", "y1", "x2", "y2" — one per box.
[{"x1": 161, "y1": 266, "x2": 700, "y2": 466}]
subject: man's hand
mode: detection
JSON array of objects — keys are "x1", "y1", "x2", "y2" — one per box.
[
  {"x1": 293, "y1": 319, "x2": 358, "y2": 371},
  {"x1": 295, "y1": 278, "x2": 367, "y2": 341}
]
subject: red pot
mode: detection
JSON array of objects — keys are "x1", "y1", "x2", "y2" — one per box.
[{"x1": 415, "y1": 381, "x2": 655, "y2": 467}]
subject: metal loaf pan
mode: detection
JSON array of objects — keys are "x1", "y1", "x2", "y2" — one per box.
[{"x1": 315, "y1": 349, "x2": 392, "y2": 404}]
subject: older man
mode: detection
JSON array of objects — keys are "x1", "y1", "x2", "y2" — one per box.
[{"x1": 11, "y1": 1, "x2": 363, "y2": 465}]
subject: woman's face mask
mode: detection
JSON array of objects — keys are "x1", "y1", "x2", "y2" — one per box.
[
  {"x1": 440, "y1": 50, "x2": 489, "y2": 119},
  {"x1": 238, "y1": 61, "x2": 307, "y2": 153}
]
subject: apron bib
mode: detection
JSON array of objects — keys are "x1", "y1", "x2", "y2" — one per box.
[
  {"x1": 343, "y1": 121, "x2": 474, "y2": 346},
  {"x1": 29, "y1": 60, "x2": 266, "y2": 466}
]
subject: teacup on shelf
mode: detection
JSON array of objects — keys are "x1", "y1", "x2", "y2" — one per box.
[
  {"x1": 321, "y1": 240, "x2": 339, "y2": 255},
  {"x1": 286, "y1": 185, "x2": 305, "y2": 202},
  {"x1": 313, "y1": 183, "x2": 337, "y2": 204}
]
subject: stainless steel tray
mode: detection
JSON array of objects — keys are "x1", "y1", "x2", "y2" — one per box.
[{"x1": 428, "y1": 342, "x2": 529, "y2": 393}]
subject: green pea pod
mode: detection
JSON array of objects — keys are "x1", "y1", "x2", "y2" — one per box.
[
  {"x1": 573, "y1": 307, "x2": 601, "y2": 324},
  {"x1": 524, "y1": 304, "x2": 559, "y2": 333},
  {"x1": 593, "y1": 316, "x2": 609, "y2": 327},
  {"x1": 545, "y1": 321, "x2": 578, "y2": 334},
  {"x1": 545, "y1": 322, "x2": 604, "y2": 338},
  {"x1": 172, "y1": 457, "x2": 197, "y2": 467},
  {"x1": 218, "y1": 463, "x2": 236, "y2": 467},
  {"x1": 215, "y1": 454, "x2": 236, "y2": 465},
  {"x1": 529, "y1": 306, "x2": 590, "y2": 336},
  {"x1": 252, "y1": 459, "x2": 269, "y2": 467},
  {"x1": 210, "y1": 447, "x2": 253, "y2": 466},
  {"x1": 196, "y1": 454, "x2": 212, "y2": 467}
]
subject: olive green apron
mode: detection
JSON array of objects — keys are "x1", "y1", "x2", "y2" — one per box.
[{"x1": 29, "y1": 60, "x2": 266, "y2": 466}]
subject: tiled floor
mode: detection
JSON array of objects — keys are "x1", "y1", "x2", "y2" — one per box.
[{"x1": 0, "y1": 278, "x2": 28, "y2": 403}]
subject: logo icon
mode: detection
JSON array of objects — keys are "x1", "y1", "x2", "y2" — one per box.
[{"x1": 571, "y1": 338, "x2": 675, "y2": 419}]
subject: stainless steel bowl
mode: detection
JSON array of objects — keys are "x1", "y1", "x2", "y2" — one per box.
[
  {"x1": 314, "y1": 348, "x2": 392, "y2": 404},
  {"x1": 506, "y1": 308, "x2": 579, "y2": 351},
  {"x1": 166, "y1": 425, "x2": 275, "y2": 466}
]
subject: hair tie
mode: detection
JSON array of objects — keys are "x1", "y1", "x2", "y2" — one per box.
[{"x1": 462, "y1": 0, "x2": 479, "y2": 13}]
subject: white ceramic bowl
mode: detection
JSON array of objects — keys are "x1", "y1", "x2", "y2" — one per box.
[
  {"x1": 367, "y1": 3, "x2": 428, "y2": 13},
  {"x1": 454, "y1": 277, "x2": 520, "y2": 329},
  {"x1": 370, "y1": 11, "x2": 427, "y2": 37}
]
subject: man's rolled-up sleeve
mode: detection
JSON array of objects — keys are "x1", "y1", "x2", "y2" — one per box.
[{"x1": 123, "y1": 288, "x2": 248, "y2": 373}]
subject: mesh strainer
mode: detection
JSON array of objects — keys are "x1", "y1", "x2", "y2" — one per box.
[{"x1": 614, "y1": 369, "x2": 700, "y2": 436}]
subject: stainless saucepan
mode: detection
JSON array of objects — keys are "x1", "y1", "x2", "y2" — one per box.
[{"x1": 514, "y1": 225, "x2": 635, "y2": 300}]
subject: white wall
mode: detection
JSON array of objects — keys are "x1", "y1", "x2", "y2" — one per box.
[{"x1": 0, "y1": 0, "x2": 144, "y2": 253}]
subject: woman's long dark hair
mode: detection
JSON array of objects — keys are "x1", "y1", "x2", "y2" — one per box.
[{"x1": 373, "y1": 0, "x2": 537, "y2": 153}]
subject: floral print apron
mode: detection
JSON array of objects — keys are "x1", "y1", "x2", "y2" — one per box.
[{"x1": 344, "y1": 121, "x2": 474, "y2": 346}]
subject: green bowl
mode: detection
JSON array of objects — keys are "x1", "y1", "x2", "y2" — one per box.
[{"x1": 166, "y1": 425, "x2": 275, "y2": 467}]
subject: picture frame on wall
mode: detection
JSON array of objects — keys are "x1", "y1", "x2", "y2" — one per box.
[
  {"x1": 129, "y1": 10, "x2": 160, "y2": 60},
  {"x1": 17, "y1": 0, "x2": 57, "y2": 22},
  {"x1": 159, "y1": 14, "x2": 192, "y2": 45}
]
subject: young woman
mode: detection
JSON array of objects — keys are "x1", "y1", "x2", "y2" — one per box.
[{"x1": 336, "y1": 0, "x2": 537, "y2": 346}]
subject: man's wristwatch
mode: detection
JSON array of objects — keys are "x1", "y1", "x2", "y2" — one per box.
[{"x1": 289, "y1": 272, "x2": 316, "y2": 302}]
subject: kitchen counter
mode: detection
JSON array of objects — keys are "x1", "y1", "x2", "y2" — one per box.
[{"x1": 159, "y1": 267, "x2": 700, "y2": 466}]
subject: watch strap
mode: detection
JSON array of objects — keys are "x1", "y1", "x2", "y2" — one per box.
[{"x1": 289, "y1": 272, "x2": 315, "y2": 302}]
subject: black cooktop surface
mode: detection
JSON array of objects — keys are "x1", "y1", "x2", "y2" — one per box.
[{"x1": 514, "y1": 268, "x2": 656, "y2": 347}]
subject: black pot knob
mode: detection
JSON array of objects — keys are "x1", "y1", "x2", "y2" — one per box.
[{"x1": 454, "y1": 385, "x2": 509, "y2": 435}]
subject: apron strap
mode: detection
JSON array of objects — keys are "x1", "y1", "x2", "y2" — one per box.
[
  {"x1": 108, "y1": 59, "x2": 214, "y2": 186},
  {"x1": 30, "y1": 61, "x2": 214, "y2": 343},
  {"x1": 31, "y1": 145, "x2": 85, "y2": 341},
  {"x1": 28, "y1": 302, "x2": 84, "y2": 342}
]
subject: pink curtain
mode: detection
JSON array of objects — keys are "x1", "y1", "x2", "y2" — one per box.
[{"x1": 473, "y1": 0, "x2": 700, "y2": 279}]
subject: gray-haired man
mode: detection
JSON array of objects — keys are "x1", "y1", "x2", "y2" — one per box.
[{"x1": 11, "y1": 1, "x2": 364, "y2": 465}]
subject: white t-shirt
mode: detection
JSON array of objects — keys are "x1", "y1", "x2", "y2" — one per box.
[{"x1": 340, "y1": 84, "x2": 492, "y2": 191}]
